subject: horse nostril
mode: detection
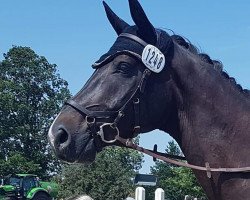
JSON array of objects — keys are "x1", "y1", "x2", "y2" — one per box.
[{"x1": 55, "y1": 129, "x2": 71, "y2": 148}]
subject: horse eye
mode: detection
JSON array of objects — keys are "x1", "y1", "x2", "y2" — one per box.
[{"x1": 117, "y1": 62, "x2": 133, "y2": 74}]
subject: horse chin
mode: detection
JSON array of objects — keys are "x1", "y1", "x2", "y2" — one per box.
[{"x1": 75, "y1": 138, "x2": 97, "y2": 164}]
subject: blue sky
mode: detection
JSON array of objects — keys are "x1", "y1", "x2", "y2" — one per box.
[{"x1": 1, "y1": 0, "x2": 249, "y2": 173}]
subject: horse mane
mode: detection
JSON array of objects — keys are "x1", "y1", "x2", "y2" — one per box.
[{"x1": 171, "y1": 34, "x2": 250, "y2": 96}]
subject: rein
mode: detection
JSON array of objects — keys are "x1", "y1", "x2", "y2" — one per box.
[{"x1": 115, "y1": 136, "x2": 250, "y2": 176}]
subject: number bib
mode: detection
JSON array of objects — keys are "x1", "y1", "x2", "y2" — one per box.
[{"x1": 142, "y1": 44, "x2": 165, "y2": 73}]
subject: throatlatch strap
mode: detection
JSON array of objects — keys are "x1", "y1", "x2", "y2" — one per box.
[{"x1": 133, "y1": 98, "x2": 140, "y2": 135}]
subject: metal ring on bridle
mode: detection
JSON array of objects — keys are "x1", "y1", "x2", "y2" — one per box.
[
  {"x1": 85, "y1": 116, "x2": 96, "y2": 124},
  {"x1": 98, "y1": 123, "x2": 119, "y2": 144}
]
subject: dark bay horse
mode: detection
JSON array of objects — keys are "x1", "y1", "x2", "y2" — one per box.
[{"x1": 48, "y1": 0, "x2": 250, "y2": 199}]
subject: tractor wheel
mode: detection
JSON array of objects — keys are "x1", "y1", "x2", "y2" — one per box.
[{"x1": 32, "y1": 192, "x2": 51, "y2": 200}]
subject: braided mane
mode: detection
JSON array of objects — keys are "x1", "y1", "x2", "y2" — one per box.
[{"x1": 171, "y1": 34, "x2": 250, "y2": 96}]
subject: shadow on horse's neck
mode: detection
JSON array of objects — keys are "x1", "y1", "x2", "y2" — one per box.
[{"x1": 164, "y1": 42, "x2": 250, "y2": 167}]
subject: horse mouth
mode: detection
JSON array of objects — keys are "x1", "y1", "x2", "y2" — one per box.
[{"x1": 75, "y1": 136, "x2": 97, "y2": 164}]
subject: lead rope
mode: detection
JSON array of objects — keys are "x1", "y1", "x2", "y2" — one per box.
[{"x1": 115, "y1": 136, "x2": 250, "y2": 176}]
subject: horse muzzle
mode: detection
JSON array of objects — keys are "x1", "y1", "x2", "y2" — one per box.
[{"x1": 48, "y1": 114, "x2": 97, "y2": 163}]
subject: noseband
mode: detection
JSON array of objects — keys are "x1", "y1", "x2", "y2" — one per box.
[{"x1": 65, "y1": 33, "x2": 152, "y2": 145}]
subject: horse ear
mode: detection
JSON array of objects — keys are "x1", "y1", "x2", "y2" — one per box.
[
  {"x1": 128, "y1": 0, "x2": 157, "y2": 44},
  {"x1": 103, "y1": 1, "x2": 129, "y2": 35}
]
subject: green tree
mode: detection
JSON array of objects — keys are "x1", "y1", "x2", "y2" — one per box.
[
  {"x1": 0, "y1": 46, "x2": 70, "y2": 178},
  {"x1": 150, "y1": 140, "x2": 207, "y2": 200},
  {"x1": 0, "y1": 153, "x2": 40, "y2": 176},
  {"x1": 57, "y1": 146, "x2": 143, "y2": 200}
]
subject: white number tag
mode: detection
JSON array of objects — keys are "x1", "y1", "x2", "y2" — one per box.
[{"x1": 142, "y1": 45, "x2": 165, "y2": 73}]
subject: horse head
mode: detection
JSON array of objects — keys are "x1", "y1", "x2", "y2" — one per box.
[{"x1": 48, "y1": 0, "x2": 176, "y2": 163}]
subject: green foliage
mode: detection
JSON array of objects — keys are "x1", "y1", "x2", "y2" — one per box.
[
  {"x1": 56, "y1": 146, "x2": 143, "y2": 200},
  {"x1": 0, "y1": 153, "x2": 40, "y2": 176},
  {"x1": 165, "y1": 140, "x2": 182, "y2": 156},
  {"x1": 0, "y1": 46, "x2": 70, "y2": 178},
  {"x1": 150, "y1": 140, "x2": 207, "y2": 200}
]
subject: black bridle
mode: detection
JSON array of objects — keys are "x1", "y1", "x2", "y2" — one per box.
[{"x1": 65, "y1": 33, "x2": 152, "y2": 145}]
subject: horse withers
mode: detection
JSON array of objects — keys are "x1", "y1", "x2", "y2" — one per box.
[{"x1": 48, "y1": 0, "x2": 250, "y2": 199}]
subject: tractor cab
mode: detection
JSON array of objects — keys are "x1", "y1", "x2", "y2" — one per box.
[
  {"x1": 0, "y1": 174, "x2": 57, "y2": 200},
  {"x1": 0, "y1": 174, "x2": 50, "y2": 200}
]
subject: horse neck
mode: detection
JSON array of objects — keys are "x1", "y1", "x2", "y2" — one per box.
[{"x1": 167, "y1": 43, "x2": 250, "y2": 166}]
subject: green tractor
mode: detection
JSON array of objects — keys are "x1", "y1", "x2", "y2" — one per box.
[{"x1": 0, "y1": 174, "x2": 58, "y2": 200}]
